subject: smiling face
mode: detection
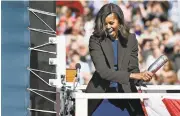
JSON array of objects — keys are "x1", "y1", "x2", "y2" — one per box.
[{"x1": 105, "y1": 13, "x2": 120, "y2": 39}]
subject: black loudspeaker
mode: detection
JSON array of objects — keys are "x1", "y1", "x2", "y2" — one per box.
[{"x1": 29, "y1": 1, "x2": 56, "y2": 116}]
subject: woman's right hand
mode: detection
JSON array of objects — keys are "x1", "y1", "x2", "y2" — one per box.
[
  {"x1": 139, "y1": 71, "x2": 154, "y2": 82},
  {"x1": 130, "y1": 71, "x2": 154, "y2": 82}
]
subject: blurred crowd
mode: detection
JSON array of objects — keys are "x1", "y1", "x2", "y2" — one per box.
[{"x1": 56, "y1": 1, "x2": 180, "y2": 85}]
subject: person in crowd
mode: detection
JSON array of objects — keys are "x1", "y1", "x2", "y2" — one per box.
[{"x1": 160, "y1": 61, "x2": 178, "y2": 85}]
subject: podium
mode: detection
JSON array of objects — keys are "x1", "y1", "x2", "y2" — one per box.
[
  {"x1": 74, "y1": 93, "x2": 149, "y2": 116},
  {"x1": 74, "y1": 93, "x2": 180, "y2": 116}
]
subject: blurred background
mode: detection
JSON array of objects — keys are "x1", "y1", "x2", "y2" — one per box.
[{"x1": 56, "y1": 0, "x2": 180, "y2": 85}]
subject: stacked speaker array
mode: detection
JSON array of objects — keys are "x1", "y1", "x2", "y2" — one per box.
[{"x1": 28, "y1": 1, "x2": 57, "y2": 116}]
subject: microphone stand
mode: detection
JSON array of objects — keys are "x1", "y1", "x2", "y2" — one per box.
[
  {"x1": 72, "y1": 68, "x2": 80, "y2": 91},
  {"x1": 60, "y1": 74, "x2": 75, "y2": 116},
  {"x1": 60, "y1": 75, "x2": 68, "y2": 116},
  {"x1": 60, "y1": 63, "x2": 81, "y2": 116},
  {"x1": 68, "y1": 63, "x2": 81, "y2": 116}
]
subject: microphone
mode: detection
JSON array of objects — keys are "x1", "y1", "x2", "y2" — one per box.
[
  {"x1": 138, "y1": 55, "x2": 168, "y2": 87},
  {"x1": 75, "y1": 63, "x2": 81, "y2": 82},
  {"x1": 72, "y1": 63, "x2": 81, "y2": 91},
  {"x1": 75, "y1": 63, "x2": 81, "y2": 72}
]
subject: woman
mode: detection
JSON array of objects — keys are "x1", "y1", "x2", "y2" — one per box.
[{"x1": 85, "y1": 3, "x2": 153, "y2": 116}]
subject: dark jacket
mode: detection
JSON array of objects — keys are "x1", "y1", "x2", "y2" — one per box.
[{"x1": 85, "y1": 33, "x2": 140, "y2": 93}]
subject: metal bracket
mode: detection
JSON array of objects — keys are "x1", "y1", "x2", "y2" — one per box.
[
  {"x1": 49, "y1": 58, "x2": 57, "y2": 65},
  {"x1": 49, "y1": 37, "x2": 57, "y2": 44}
]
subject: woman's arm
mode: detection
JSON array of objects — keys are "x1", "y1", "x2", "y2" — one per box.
[
  {"x1": 89, "y1": 35, "x2": 153, "y2": 84},
  {"x1": 89, "y1": 35, "x2": 130, "y2": 84},
  {"x1": 128, "y1": 34, "x2": 153, "y2": 82},
  {"x1": 128, "y1": 34, "x2": 140, "y2": 74}
]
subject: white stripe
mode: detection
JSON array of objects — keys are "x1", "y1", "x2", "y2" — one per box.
[
  {"x1": 162, "y1": 95, "x2": 180, "y2": 99},
  {"x1": 144, "y1": 96, "x2": 171, "y2": 116},
  {"x1": 75, "y1": 93, "x2": 180, "y2": 99},
  {"x1": 76, "y1": 85, "x2": 180, "y2": 90}
]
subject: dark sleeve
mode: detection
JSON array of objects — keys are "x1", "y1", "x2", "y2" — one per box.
[
  {"x1": 128, "y1": 34, "x2": 141, "y2": 85},
  {"x1": 89, "y1": 35, "x2": 130, "y2": 84},
  {"x1": 128, "y1": 34, "x2": 140, "y2": 73}
]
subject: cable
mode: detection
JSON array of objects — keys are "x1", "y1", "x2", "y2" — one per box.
[
  {"x1": 27, "y1": 67, "x2": 56, "y2": 75},
  {"x1": 27, "y1": 88, "x2": 57, "y2": 93},
  {"x1": 27, "y1": 5, "x2": 62, "y2": 115},
  {"x1": 28, "y1": 7, "x2": 56, "y2": 17},
  {"x1": 27, "y1": 108, "x2": 56, "y2": 114},
  {"x1": 28, "y1": 68, "x2": 54, "y2": 87},
  {"x1": 31, "y1": 42, "x2": 50, "y2": 49},
  {"x1": 28, "y1": 27, "x2": 56, "y2": 36},
  {"x1": 28, "y1": 7, "x2": 56, "y2": 34},
  {"x1": 27, "y1": 88, "x2": 56, "y2": 104}
]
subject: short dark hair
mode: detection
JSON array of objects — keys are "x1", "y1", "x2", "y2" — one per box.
[{"x1": 93, "y1": 3, "x2": 130, "y2": 40}]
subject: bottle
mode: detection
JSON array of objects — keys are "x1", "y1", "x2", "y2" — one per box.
[{"x1": 148, "y1": 55, "x2": 168, "y2": 74}]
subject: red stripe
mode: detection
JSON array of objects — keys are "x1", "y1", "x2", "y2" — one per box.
[{"x1": 162, "y1": 98, "x2": 180, "y2": 116}]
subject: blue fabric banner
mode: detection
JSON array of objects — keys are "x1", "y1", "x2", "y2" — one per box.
[{"x1": 1, "y1": 1, "x2": 30, "y2": 116}]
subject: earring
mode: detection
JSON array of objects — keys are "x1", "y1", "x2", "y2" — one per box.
[{"x1": 118, "y1": 25, "x2": 123, "y2": 30}]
